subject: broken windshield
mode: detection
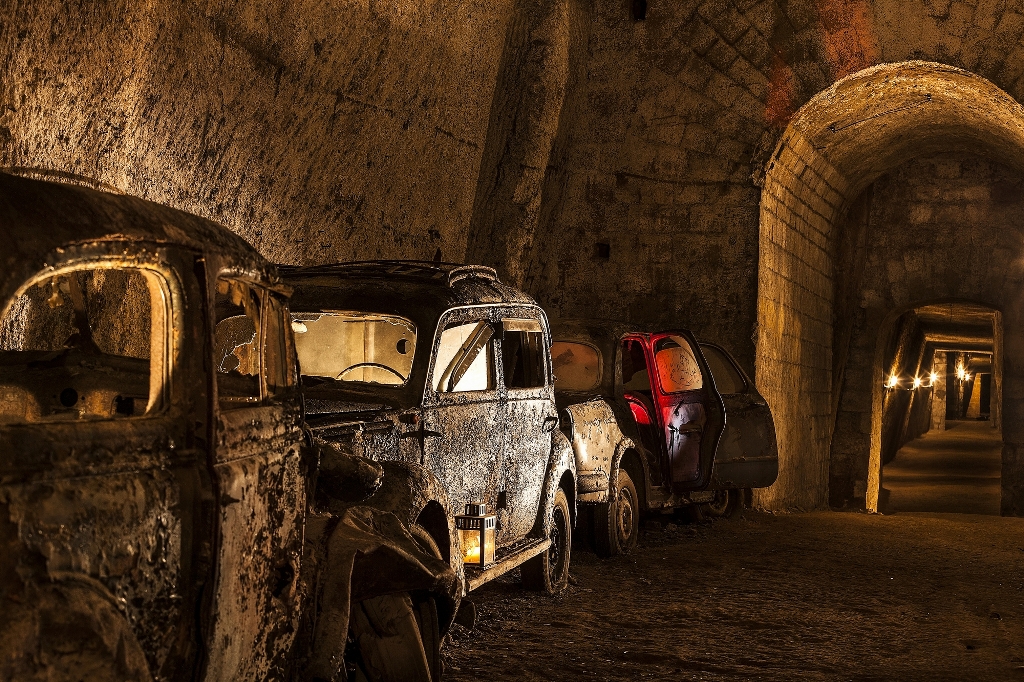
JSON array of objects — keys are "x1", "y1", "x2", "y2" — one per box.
[{"x1": 291, "y1": 311, "x2": 416, "y2": 386}]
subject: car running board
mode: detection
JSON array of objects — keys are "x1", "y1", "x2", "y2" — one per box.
[{"x1": 464, "y1": 537, "x2": 552, "y2": 592}]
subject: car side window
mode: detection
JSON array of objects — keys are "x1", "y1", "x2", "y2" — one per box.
[
  {"x1": 0, "y1": 266, "x2": 169, "y2": 423},
  {"x1": 502, "y1": 318, "x2": 546, "y2": 389},
  {"x1": 698, "y1": 344, "x2": 746, "y2": 394},
  {"x1": 214, "y1": 277, "x2": 263, "y2": 408},
  {"x1": 432, "y1": 320, "x2": 495, "y2": 393}
]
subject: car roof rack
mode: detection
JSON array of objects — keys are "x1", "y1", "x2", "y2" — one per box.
[{"x1": 279, "y1": 260, "x2": 501, "y2": 287}]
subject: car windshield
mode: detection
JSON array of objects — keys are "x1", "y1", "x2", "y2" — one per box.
[
  {"x1": 551, "y1": 341, "x2": 602, "y2": 391},
  {"x1": 291, "y1": 311, "x2": 416, "y2": 386}
]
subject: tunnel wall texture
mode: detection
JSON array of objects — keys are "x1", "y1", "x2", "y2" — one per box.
[
  {"x1": 829, "y1": 153, "x2": 1020, "y2": 512},
  {"x1": 8, "y1": 2, "x2": 1024, "y2": 510}
]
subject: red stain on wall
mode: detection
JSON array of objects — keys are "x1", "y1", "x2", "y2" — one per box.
[
  {"x1": 817, "y1": 0, "x2": 878, "y2": 79},
  {"x1": 764, "y1": 0, "x2": 878, "y2": 126},
  {"x1": 765, "y1": 54, "x2": 796, "y2": 127}
]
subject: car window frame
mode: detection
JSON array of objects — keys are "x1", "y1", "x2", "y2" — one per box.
[
  {"x1": 496, "y1": 305, "x2": 551, "y2": 399},
  {"x1": 697, "y1": 342, "x2": 749, "y2": 395},
  {"x1": 423, "y1": 305, "x2": 500, "y2": 405},
  {"x1": 213, "y1": 273, "x2": 298, "y2": 410},
  {"x1": 0, "y1": 256, "x2": 179, "y2": 423}
]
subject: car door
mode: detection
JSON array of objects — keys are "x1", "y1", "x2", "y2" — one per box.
[
  {"x1": 646, "y1": 332, "x2": 725, "y2": 493},
  {"x1": 203, "y1": 273, "x2": 305, "y2": 681},
  {"x1": 699, "y1": 342, "x2": 779, "y2": 489},
  {"x1": 0, "y1": 251, "x2": 198, "y2": 678},
  {"x1": 497, "y1": 308, "x2": 558, "y2": 544},
  {"x1": 421, "y1": 307, "x2": 505, "y2": 531}
]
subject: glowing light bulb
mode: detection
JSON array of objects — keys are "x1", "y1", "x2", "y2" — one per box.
[
  {"x1": 930, "y1": 372, "x2": 938, "y2": 385},
  {"x1": 887, "y1": 375, "x2": 899, "y2": 388},
  {"x1": 913, "y1": 376, "x2": 922, "y2": 389},
  {"x1": 956, "y1": 365, "x2": 966, "y2": 381}
]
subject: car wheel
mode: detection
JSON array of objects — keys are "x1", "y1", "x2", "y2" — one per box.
[
  {"x1": 702, "y1": 488, "x2": 743, "y2": 519},
  {"x1": 593, "y1": 469, "x2": 640, "y2": 558},
  {"x1": 348, "y1": 592, "x2": 436, "y2": 682},
  {"x1": 522, "y1": 488, "x2": 572, "y2": 594}
]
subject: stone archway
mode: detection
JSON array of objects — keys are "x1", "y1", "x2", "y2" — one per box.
[{"x1": 755, "y1": 61, "x2": 1024, "y2": 512}]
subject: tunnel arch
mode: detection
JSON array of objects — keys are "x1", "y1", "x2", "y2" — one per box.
[{"x1": 755, "y1": 61, "x2": 1024, "y2": 511}]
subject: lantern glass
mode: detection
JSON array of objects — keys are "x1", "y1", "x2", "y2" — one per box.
[{"x1": 455, "y1": 505, "x2": 496, "y2": 567}]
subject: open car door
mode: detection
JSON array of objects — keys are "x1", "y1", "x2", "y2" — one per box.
[
  {"x1": 699, "y1": 342, "x2": 779, "y2": 489},
  {"x1": 619, "y1": 332, "x2": 724, "y2": 493}
]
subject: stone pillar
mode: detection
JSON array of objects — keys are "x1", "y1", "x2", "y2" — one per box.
[{"x1": 930, "y1": 350, "x2": 946, "y2": 432}]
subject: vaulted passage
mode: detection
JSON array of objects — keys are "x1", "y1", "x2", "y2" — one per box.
[{"x1": 756, "y1": 62, "x2": 1024, "y2": 514}]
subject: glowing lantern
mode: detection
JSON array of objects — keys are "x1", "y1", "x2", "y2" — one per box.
[{"x1": 455, "y1": 503, "x2": 496, "y2": 567}]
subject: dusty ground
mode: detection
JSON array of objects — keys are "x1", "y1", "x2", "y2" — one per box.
[
  {"x1": 883, "y1": 420, "x2": 1002, "y2": 515},
  {"x1": 444, "y1": 425, "x2": 1024, "y2": 681}
]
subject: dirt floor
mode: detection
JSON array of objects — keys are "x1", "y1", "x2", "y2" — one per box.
[
  {"x1": 444, "y1": 494, "x2": 1024, "y2": 679},
  {"x1": 883, "y1": 420, "x2": 1002, "y2": 515}
]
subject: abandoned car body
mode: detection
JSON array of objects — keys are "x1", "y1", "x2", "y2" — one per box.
[
  {"x1": 0, "y1": 174, "x2": 455, "y2": 682},
  {"x1": 282, "y1": 261, "x2": 577, "y2": 594},
  {"x1": 550, "y1": 319, "x2": 779, "y2": 556}
]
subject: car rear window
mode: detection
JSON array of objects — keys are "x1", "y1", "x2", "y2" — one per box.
[
  {"x1": 699, "y1": 344, "x2": 746, "y2": 394},
  {"x1": 291, "y1": 311, "x2": 416, "y2": 386},
  {"x1": 551, "y1": 341, "x2": 602, "y2": 391}
]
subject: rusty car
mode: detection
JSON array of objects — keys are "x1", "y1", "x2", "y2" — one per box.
[
  {"x1": 550, "y1": 319, "x2": 779, "y2": 556},
  {"x1": 281, "y1": 261, "x2": 577, "y2": 596},
  {"x1": 0, "y1": 172, "x2": 456, "y2": 682}
]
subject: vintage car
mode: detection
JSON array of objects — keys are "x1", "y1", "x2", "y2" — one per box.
[
  {"x1": 0, "y1": 172, "x2": 455, "y2": 682},
  {"x1": 281, "y1": 261, "x2": 577, "y2": 595},
  {"x1": 550, "y1": 319, "x2": 779, "y2": 556}
]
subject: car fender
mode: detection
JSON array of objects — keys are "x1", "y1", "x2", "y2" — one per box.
[
  {"x1": 533, "y1": 429, "x2": 577, "y2": 538},
  {"x1": 358, "y1": 460, "x2": 464, "y2": 588},
  {"x1": 565, "y1": 399, "x2": 654, "y2": 507}
]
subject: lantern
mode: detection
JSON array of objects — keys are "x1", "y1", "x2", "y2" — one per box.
[{"x1": 455, "y1": 503, "x2": 496, "y2": 567}]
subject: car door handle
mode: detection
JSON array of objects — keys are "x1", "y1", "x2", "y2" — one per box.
[{"x1": 543, "y1": 416, "x2": 558, "y2": 432}]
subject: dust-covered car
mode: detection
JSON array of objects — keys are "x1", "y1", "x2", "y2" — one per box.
[
  {"x1": 281, "y1": 261, "x2": 577, "y2": 595},
  {"x1": 550, "y1": 319, "x2": 778, "y2": 556},
  {"x1": 0, "y1": 173, "x2": 455, "y2": 682}
]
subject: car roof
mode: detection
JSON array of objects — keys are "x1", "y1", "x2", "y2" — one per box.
[
  {"x1": 281, "y1": 261, "x2": 538, "y2": 326},
  {"x1": 0, "y1": 172, "x2": 273, "y2": 303}
]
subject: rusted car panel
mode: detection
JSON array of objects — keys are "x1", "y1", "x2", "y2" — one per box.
[
  {"x1": 283, "y1": 262, "x2": 576, "y2": 594},
  {"x1": 563, "y1": 399, "x2": 630, "y2": 498},
  {"x1": 0, "y1": 174, "x2": 455, "y2": 682},
  {"x1": 699, "y1": 342, "x2": 780, "y2": 490}
]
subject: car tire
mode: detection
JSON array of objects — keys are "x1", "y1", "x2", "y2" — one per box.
[
  {"x1": 702, "y1": 488, "x2": 743, "y2": 519},
  {"x1": 348, "y1": 592, "x2": 436, "y2": 682},
  {"x1": 522, "y1": 488, "x2": 572, "y2": 594},
  {"x1": 593, "y1": 469, "x2": 640, "y2": 558}
]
